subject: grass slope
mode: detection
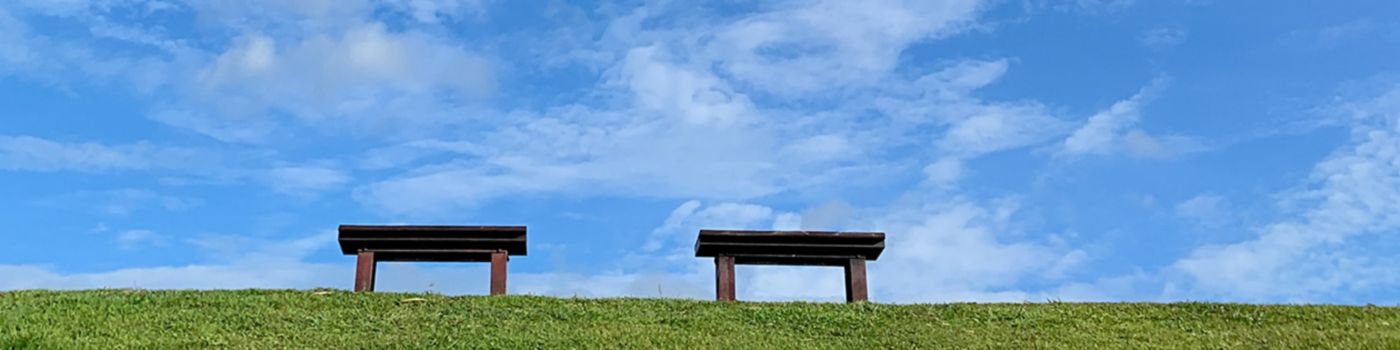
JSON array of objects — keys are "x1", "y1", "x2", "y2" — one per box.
[{"x1": 1, "y1": 290, "x2": 1397, "y2": 349}]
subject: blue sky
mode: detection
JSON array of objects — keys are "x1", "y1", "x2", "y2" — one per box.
[{"x1": 2, "y1": 0, "x2": 1399, "y2": 304}]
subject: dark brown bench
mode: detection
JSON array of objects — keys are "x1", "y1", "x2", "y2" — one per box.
[
  {"x1": 695, "y1": 229, "x2": 885, "y2": 302},
  {"x1": 337, "y1": 225, "x2": 527, "y2": 294}
]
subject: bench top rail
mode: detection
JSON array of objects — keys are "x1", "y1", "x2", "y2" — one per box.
[
  {"x1": 695, "y1": 229, "x2": 885, "y2": 265},
  {"x1": 338, "y1": 225, "x2": 527, "y2": 260}
]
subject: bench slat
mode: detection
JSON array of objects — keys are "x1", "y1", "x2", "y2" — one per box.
[
  {"x1": 694, "y1": 229, "x2": 886, "y2": 264},
  {"x1": 337, "y1": 225, "x2": 528, "y2": 257}
]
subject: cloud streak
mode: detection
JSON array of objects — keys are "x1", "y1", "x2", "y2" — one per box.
[{"x1": 1172, "y1": 85, "x2": 1400, "y2": 302}]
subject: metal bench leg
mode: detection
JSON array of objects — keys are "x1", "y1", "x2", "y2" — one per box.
[
  {"x1": 355, "y1": 250, "x2": 377, "y2": 292},
  {"x1": 844, "y1": 258, "x2": 868, "y2": 302},
  {"x1": 490, "y1": 250, "x2": 508, "y2": 296},
  {"x1": 715, "y1": 255, "x2": 736, "y2": 301}
]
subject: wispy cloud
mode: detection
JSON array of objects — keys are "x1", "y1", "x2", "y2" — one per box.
[
  {"x1": 115, "y1": 229, "x2": 168, "y2": 250},
  {"x1": 0, "y1": 231, "x2": 341, "y2": 290},
  {"x1": 261, "y1": 166, "x2": 351, "y2": 196},
  {"x1": 1172, "y1": 85, "x2": 1400, "y2": 302},
  {"x1": 4, "y1": 0, "x2": 1390, "y2": 305},
  {"x1": 1, "y1": 1, "x2": 497, "y2": 143},
  {"x1": 1175, "y1": 193, "x2": 1232, "y2": 228},
  {"x1": 354, "y1": 1, "x2": 997, "y2": 215},
  {"x1": 31, "y1": 188, "x2": 197, "y2": 217},
  {"x1": 1057, "y1": 77, "x2": 1204, "y2": 159},
  {"x1": 0, "y1": 135, "x2": 198, "y2": 173},
  {"x1": 1139, "y1": 28, "x2": 1187, "y2": 51}
]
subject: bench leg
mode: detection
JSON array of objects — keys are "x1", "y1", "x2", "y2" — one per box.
[
  {"x1": 355, "y1": 250, "x2": 377, "y2": 292},
  {"x1": 715, "y1": 256, "x2": 736, "y2": 301},
  {"x1": 490, "y1": 250, "x2": 508, "y2": 296},
  {"x1": 844, "y1": 258, "x2": 868, "y2": 303}
]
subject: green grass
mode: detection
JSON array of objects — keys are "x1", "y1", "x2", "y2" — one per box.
[{"x1": 1, "y1": 290, "x2": 1397, "y2": 349}]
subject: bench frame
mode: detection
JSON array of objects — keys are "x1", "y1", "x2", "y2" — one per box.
[
  {"x1": 695, "y1": 229, "x2": 886, "y2": 303},
  {"x1": 338, "y1": 225, "x2": 526, "y2": 294}
]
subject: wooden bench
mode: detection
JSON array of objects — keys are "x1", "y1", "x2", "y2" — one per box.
[
  {"x1": 337, "y1": 225, "x2": 527, "y2": 294},
  {"x1": 694, "y1": 229, "x2": 886, "y2": 302}
]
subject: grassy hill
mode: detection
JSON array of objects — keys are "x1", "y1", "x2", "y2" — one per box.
[{"x1": 1, "y1": 290, "x2": 1397, "y2": 349}]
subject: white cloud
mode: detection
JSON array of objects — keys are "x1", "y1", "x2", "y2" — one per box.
[
  {"x1": 0, "y1": 1, "x2": 1242, "y2": 303},
  {"x1": 618, "y1": 45, "x2": 756, "y2": 126},
  {"x1": 1171, "y1": 85, "x2": 1400, "y2": 302},
  {"x1": 1139, "y1": 28, "x2": 1187, "y2": 50},
  {"x1": 634, "y1": 198, "x2": 1085, "y2": 302},
  {"x1": 262, "y1": 166, "x2": 351, "y2": 195},
  {"x1": 0, "y1": 7, "x2": 38, "y2": 72},
  {"x1": 867, "y1": 59, "x2": 1073, "y2": 186},
  {"x1": 198, "y1": 26, "x2": 492, "y2": 99},
  {"x1": 188, "y1": 0, "x2": 488, "y2": 30},
  {"x1": 348, "y1": 3, "x2": 1100, "y2": 215},
  {"x1": 1, "y1": 197, "x2": 1086, "y2": 303},
  {"x1": 0, "y1": 261, "x2": 714, "y2": 299},
  {"x1": 924, "y1": 157, "x2": 966, "y2": 186},
  {"x1": 355, "y1": 165, "x2": 568, "y2": 216},
  {"x1": 779, "y1": 134, "x2": 860, "y2": 164},
  {"x1": 1062, "y1": 87, "x2": 1153, "y2": 155},
  {"x1": 870, "y1": 59, "x2": 1058, "y2": 144},
  {"x1": 1069, "y1": 0, "x2": 1135, "y2": 14},
  {"x1": 772, "y1": 213, "x2": 803, "y2": 231},
  {"x1": 354, "y1": 110, "x2": 880, "y2": 216},
  {"x1": 1043, "y1": 270, "x2": 1162, "y2": 302},
  {"x1": 1058, "y1": 78, "x2": 1199, "y2": 158},
  {"x1": 0, "y1": 135, "x2": 196, "y2": 172},
  {"x1": 914, "y1": 59, "x2": 1013, "y2": 100},
  {"x1": 357, "y1": 140, "x2": 480, "y2": 170},
  {"x1": 1176, "y1": 193, "x2": 1231, "y2": 228},
  {"x1": 705, "y1": 0, "x2": 985, "y2": 95},
  {"x1": 0, "y1": 227, "x2": 706, "y2": 298},
  {"x1": 1121, "y1": 129, "x2": 1205, "y2": 158},
  {"x1": 0, "y1": 232, "x2": 343, "y2": 290},
  {"x1": 642, "y1": 200, "x2": 778, "y2": 253},
  {"x1": 32, "y1": 188, "x2": 197, "y2": 217},
  {"x1": 1, "y1": 2, "x2": 497, "y2": 143},
  {"x1": 0, "y1": 135, "x2": 344, "y2": 197},
  {"x1": 0, "y1": 263, "x2": 344, "y2": 291},
  {"x1": 869, "y1": 198, "x2": 1085, "y2": 302},
  {"x1": 0, "y1": 4, "x2": 184, "y2": 87},
  {"x1": 799, "y1": 200, "x2": 854, "y2": 231},
  {"x1": 164, "y1": 23, "x2": 494, "y2": 142},
  {"x1": 354, "y1": 105, "x2": 794, "y2": 216},
  {"x1": 938, "y1": 104, "x2": 1067, "y2": 156},
  {"x1": 115, "y1": 230, "x2": 168, "y2": 250},
  {"x1": 1290, "y1": 20, "x2": 1400, "y2": 49},
  {"x1": 9, "y1": 1, "x2": 1076, "y2": 217}
]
